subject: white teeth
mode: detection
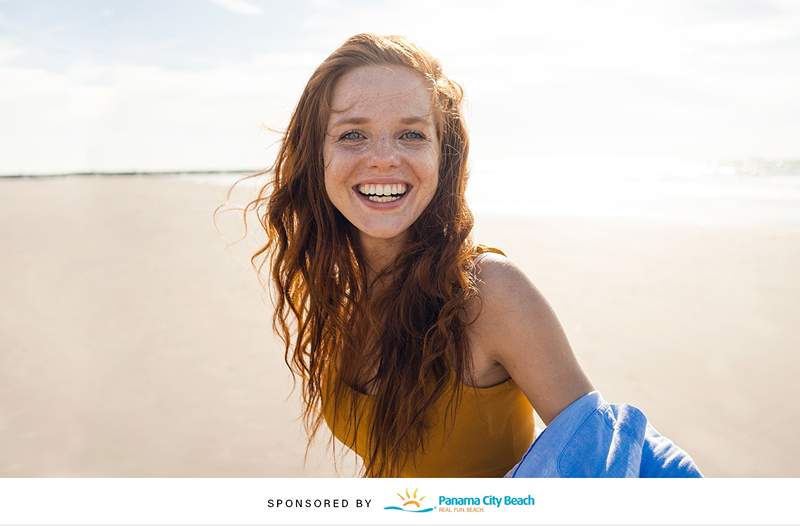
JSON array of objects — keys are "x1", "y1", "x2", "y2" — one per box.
[
  {"x1": 357, "y1": 183, "x2": 408, "y2": 196},
  {"x1": 367, "y1": 195, "x2": 402, "y2": 203}
]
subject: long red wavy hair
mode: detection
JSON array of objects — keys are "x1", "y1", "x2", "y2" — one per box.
[{"x1": 237, "y1": 33, "x2": 483, "y2": 477}]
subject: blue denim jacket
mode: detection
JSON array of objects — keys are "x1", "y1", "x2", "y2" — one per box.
[{"x1": 505, "y1": 391, "x2": 703, "y2": 478}]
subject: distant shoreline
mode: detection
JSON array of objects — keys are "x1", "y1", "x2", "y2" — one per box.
[{"x1": 0, "y1": 169, "x2": 262, "y2": 179}]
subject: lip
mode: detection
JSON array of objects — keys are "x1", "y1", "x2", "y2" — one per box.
[{"x1": 352, "y1": 184, "x2": 413, "y2": 210}]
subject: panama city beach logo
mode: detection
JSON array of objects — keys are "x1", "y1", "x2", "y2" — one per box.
[
  {"x1": 383, "y1": 488, "x2": 435, "y2": 513},
  {"x1": 384, "y1": 488, "x2": 535, "y2": 514}
]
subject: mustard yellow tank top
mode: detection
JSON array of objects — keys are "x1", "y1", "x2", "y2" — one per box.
[{"x1": 320, "y1": 245, "x2": 535, "y2": 477}]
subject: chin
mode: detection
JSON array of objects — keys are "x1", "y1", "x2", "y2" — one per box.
[{"x1": 357, "y1": 224, "x2": 410, "y2": 241}]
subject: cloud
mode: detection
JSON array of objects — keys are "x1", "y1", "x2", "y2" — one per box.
[
  {"x1": 690, "y1": 16, "x2": 800, "y2": 46},
  {"x1": 0, "y1": 52, "x2": 318, "y2": 174},
  {"x1": 208, "y1": 0, "x2": 263, "y2": 16},
  {"x1": 0, "y1": 39, "x2": 23, "y2": 65}
]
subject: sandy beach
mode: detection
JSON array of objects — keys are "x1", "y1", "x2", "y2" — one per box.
[{"x1": 1, "y1": 174, "x2": 798, "y2": 477}]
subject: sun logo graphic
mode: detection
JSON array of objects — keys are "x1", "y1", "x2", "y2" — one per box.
[{"x1": 383, "y1": 488, "x2": 435, "y2": 513}]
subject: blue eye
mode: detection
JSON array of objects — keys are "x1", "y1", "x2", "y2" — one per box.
[
  {"x1": 339, "y1": 130, "x2": 365, "y2": 141},
  {"x1": 402, "y1": 130, "x2": 426, "y2": 140}
]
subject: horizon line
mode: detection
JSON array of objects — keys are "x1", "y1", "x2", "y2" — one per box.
[{"x1": 0, "y1": 169, "x2": 266, "y2": 179}]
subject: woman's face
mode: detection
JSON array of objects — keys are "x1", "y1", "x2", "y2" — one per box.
[{"x1": 323, "y1": 64, "x2": 440, "y2": 246}]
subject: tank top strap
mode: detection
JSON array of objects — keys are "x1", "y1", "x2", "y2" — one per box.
[{"x1": 475, "y1": 243, "x2": 507, "y2": 257}]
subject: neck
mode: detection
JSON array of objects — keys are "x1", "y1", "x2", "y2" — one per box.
[{"x1": 359, "y1": 231, "x2": 408, "y2": 284}]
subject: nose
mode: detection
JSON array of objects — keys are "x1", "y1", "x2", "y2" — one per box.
[{"x1": 367, "y1": 135, "x2": 400, "y2": 170}]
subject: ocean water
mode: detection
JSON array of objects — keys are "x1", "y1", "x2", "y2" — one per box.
[
  {"x1": 466, "y1": 157, "x2": 800, "y2": 226},
  {"x1": 5, "y1": 158, "x2": 800, "y2": 227}
]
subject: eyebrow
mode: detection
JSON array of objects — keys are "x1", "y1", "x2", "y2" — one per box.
[{"x1": 329, "y1": 115, "x2": 433, "y2": 128}]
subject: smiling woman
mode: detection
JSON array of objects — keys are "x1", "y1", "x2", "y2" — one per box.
[
  {"x1": 323, "y1": 64, "x2": 440, "y2": 277},
  {"x1": 241, "y1": 33, "x2": 597, "y2": 478}
]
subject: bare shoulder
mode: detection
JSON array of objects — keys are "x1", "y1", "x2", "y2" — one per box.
[
  {"x1": 471, "y1": 251, "x2": 595, "y2": 425},
  {"x1": 473, "y1": 251, "x2": 542, "y2": 305},
  {"x1": 471, "y1": 251, "x2": 550, "y2": 327}
]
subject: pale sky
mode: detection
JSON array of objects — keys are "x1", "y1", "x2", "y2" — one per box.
[{"x1": 1, "y1": 0, "x2": 799, "y2": 174}]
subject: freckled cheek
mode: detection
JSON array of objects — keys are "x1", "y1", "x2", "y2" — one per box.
[
  {"x1": 323, "y1": 155, "x2": 357, "y2": 186},
  {"x1": 414, "y1": 152, "x2": 440, "y2": 185}
]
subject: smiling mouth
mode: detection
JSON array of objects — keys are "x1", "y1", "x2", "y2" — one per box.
[{"x1": 352, "y1": 184, "x2": 412, "y2": 203}]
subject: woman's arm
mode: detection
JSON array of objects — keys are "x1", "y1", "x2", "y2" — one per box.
[{"x1": 473, "y1": 253, "x2": 595, "y2": 425}]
